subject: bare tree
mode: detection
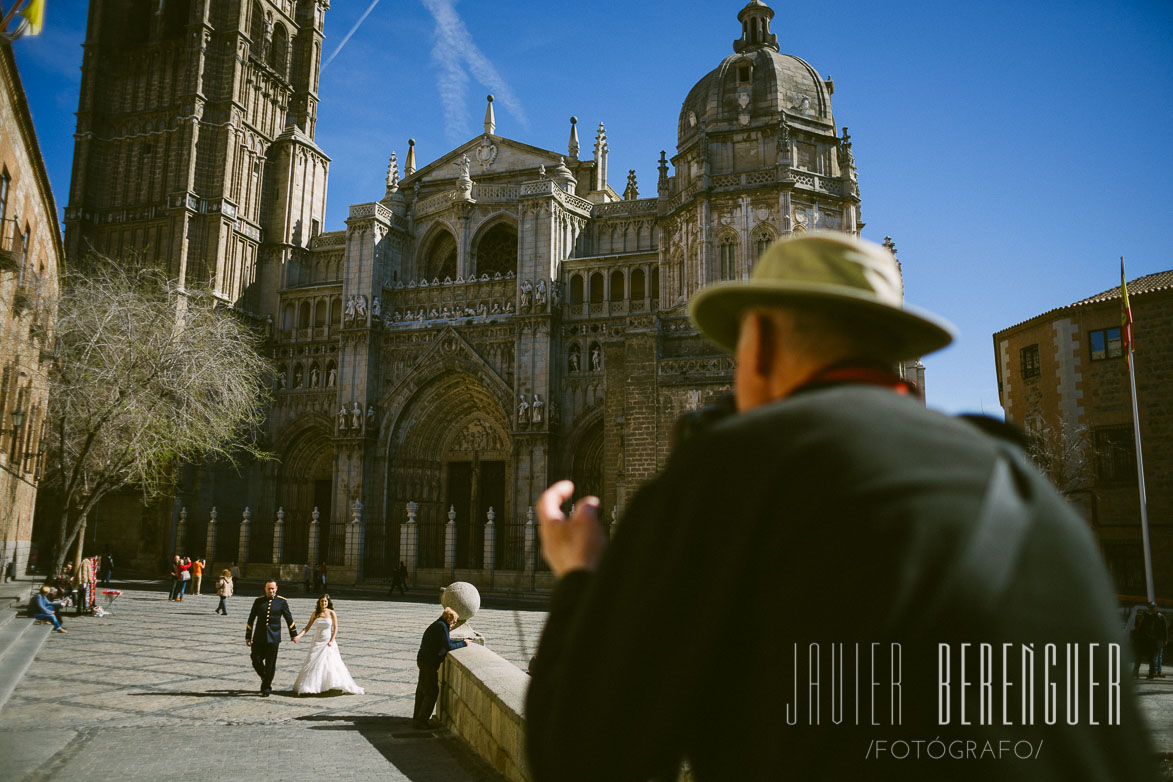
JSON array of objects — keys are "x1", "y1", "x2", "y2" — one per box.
[
  {"x1": 1027, "y1": 418, "x2": 1091, "y2": 496},
  {"x1": 41, "y1": 258, "x2": 271, "y2": 572}
]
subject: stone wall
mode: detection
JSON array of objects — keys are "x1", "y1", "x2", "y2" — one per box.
[{"x1": 440, "y1": 644, "x2": 531, "y2": 782}]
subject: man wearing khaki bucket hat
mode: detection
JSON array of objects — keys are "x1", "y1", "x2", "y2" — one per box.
[{"x1": 526, "y1": 233, "x2": 1154, "y2": 781}]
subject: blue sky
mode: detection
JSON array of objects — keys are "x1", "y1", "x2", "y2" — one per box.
[{"x1": 11, "y1": 0, "x2": 1173, "y2": 416}]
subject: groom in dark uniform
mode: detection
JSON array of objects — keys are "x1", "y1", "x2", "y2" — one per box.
[{"x1": 245, "y1": 579, "x2": 298, "y2": 696}]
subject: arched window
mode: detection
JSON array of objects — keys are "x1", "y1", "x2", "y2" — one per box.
[
  {"x1": 651, "y1": 267, "x2": 660, "y2": 300},
  {"x1": 314, "y1": 298, "x2": 326, "y2": 327},
  {"x1": 249, "y1": 2, "x2": 265, "y2": 55},
  {"x1": 631, "y1": 268, "x2": 646, "y2": 300},
  {"x1": 718, "y1": 235, "x2": 737, "y2": 281},
  {"x1": 282, "y1": 304, "x2": 294, "y2": 331},
  {"x1": 754, "y1": 228, "x2": 773, "y2": 261},
  {"x1": 270, "y1": 24, "x2": 289, "y2": 78},
  {"x1": 330, "y1": 297, "x2": 342, "y2": 326},
  {"x1": 425, "y1": 231, "x2": 457, "y2": 281},
  {"x1": 474, "y1": 223, "x2": 517, "y2": 278},
  {"x1": 609, "y1": 270, "x2": 625, "y2": 302},
  {"x1": 589, "y1": 272, "x2": 605, "y2": 304},
  {"x1": 298, "y1": 301, "x2": 310, "y2": 329},
  {"x1": 570, "y1": 274, "x2": 584, "y2": 305}
]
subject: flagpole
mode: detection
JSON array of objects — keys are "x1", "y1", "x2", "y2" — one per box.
[{"x1": 1122, "y1": 257, "x2": 1155, "y2": 602}]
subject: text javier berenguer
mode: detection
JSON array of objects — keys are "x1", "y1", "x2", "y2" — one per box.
[{"x1": 938, "y1": 643, "x2": 1121, "y2": 726}]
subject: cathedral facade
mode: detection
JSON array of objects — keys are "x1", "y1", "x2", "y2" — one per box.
[{"x1": 62, "y1": 0, "x2": 890, "y2": 585}]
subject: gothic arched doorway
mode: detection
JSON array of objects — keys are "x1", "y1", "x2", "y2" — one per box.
[
  {"x1": 275, "y1": 425, "x2": 333, "y2": 567},
  {"x1": 383, "y1": 367, "x2": 510, "y2": 574}
]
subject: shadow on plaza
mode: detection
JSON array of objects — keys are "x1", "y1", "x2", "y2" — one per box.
[
  {"x1": 296, "y1": 714, "x2": 503, "y2": 780},
  {"x1": 128, "y1": 689, "x2": 267, "y2": 698}
]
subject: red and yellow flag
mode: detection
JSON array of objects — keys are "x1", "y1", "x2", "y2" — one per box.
[
  {"x1": 1120, "y1": 257, "x2": 1133, "y2": 355},
  {"x1": 19, "y1": 0, "x2": 44, "y2": 36}
]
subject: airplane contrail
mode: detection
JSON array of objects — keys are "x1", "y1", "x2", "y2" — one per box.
[
  {"x1": 421, "y1": 0, "x2": 528, "y2": 143},
  {"x1": 322, "y1": 0, "x2": 383, "y2": 70}
]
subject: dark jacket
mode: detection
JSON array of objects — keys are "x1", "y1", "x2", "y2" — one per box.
[
  {"x1": 417, "y1": 618, "x2": 466, "y2": 670},
  {"x1": 245, "y1": 595, "x2": 297, "y2": 644},
  {"x1": 526, "y1": 384, "x2": 1156, "y2": 782}
]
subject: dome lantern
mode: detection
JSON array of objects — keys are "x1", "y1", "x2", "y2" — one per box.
[{"x1": 734, "y1": 0, "x2": 778, "y2": 54}]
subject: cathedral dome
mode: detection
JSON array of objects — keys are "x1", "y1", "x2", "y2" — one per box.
[{"x1": 678, "y1": 1, "x2": 833, "y2": 143}]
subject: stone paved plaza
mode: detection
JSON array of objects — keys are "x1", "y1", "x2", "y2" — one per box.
[{"x1": 0, "y1": 582, "x2": 547, "y2": 782}]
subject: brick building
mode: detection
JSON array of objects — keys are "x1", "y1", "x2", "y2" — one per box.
[
  {"x1": 994, "y1": 271, "x2": 1173, "y2": 599},
  {"x1": 0, "y1": 41, "x2": 64, "y2": 578},
  {"x1": 58, "y1": 1, "x2": 926, "y2": 586}
]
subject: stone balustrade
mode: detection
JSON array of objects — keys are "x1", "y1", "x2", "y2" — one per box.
[{"x1": 441, "y1": 644, "x2": 531, "y2": 782}]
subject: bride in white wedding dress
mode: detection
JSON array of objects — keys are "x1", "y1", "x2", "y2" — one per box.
[{"x1": 291, "y1": 594, "x2": 364, "y2": 695}]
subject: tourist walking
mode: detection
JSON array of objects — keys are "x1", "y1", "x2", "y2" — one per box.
[{"x1": 215, "y1": 569, "x2": 233, "y2": 615}]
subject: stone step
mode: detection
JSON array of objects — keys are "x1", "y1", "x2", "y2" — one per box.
[{"x1": 0, "y1": 615, "x2": 50, "y2": 712}]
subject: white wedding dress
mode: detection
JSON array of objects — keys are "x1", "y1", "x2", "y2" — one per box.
[{"x1": 292, "y1": 616, "x2": 364, "y2": 695}]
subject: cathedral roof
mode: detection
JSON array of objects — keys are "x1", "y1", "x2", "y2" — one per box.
[{"x1": 678, "y1": 1, "x2": 833, "y2": 144}]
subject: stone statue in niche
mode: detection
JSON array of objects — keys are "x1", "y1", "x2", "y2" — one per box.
[
  {"x1": 519, "y1": 279, "x2": 533, "y2": 310},
  {"x1": 293, "y1": 366, "x2": 303, "y2": 388},
  {"x1": 351, "y1": 402, "x2": 362, "y2": 432},
  {"x1": 591, "y1": 345, "x2": 602, "y2": 372},
  {"x1": 535, "y1": 279, "x2": 548, "y2": 310},
  {"x1": 366, "y1": 406, "x2": 376, "y2": 432},
  {"x1": 372, "y1": 297, "x2": 381, "y2": 319},
  {"x1": 327, "y1": 367, "x2": 336, "y2": 387},
  {"x1": 532, "y1": 395, "x2": 544, "y2": 424},
  {"x1": 517, "y1": 395, "x2": 530, "y2": 425},
  {"x1": 309, "y1": 367, "x2": 319, "y2": 388},
  {"x1": 344, "y1": 295, "x2": 356, "y2": 324},
  {"x1": 337, "y1": 407, "x2": 348, "y2": 432},
  {"x1": 355, "y1": 295, "x2": 368, "y2": 323},
  {"x1": 569, "y1": 345, "x2": 581, "y2": 372}
]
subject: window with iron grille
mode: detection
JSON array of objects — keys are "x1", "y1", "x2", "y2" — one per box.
[
  {"x1": 1093, "y1": 425, "x2": 1136, "y2": 485},
  {"x1": 1021, "y1": 344, "x2": 1040, "y2": 379}
]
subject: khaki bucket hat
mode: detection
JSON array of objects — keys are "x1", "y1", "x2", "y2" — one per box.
[{"x1": 688, "y1": 231, "x2": 955, "y2": 360}]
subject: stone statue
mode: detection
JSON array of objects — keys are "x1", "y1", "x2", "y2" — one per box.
[
  {"x1": 532, "y1": 395, "x2": 544, "y2": 424},
  {"x1": 327, "y1": 367, "x2": 336, "y2": 387},
  {"x1": 309, "y1": 366, "x2": 319, "y2": 388},
  {"x1": 504, "y1": 299, "x2": 515, "y2": 313},
  {"x1": 293, "y1": 366, "x2": 303, "y2": 388},
  {"x1": 366, "y1": 406, "x2": 376, "y2": 431},
  {"x1": 569, "y1": 346, "x2": 580, "y2": 372},
  {"x1": 338, "y1": 407, "x2": 348, "y2": 432},
  {"x1": 592, "y1": 345, "x2": 602, "y2": 372},
  {"x1": 536, "y1": 279, "x2": 548, "y2": 309},
  {"x1": 351, "y1": 402, "x2": 362, "y2": 432},
  {"x1": 355, "y1": 295, "x2": 368, "y2": 322},
  {"x1": 518, "y1": 395, "x2": 530, "y2": 424},
  {"x1": 278, "y1": 371, "x2": 288, "y2": 388},
  {"x1": 520, "y1": 279, "x2": 533, "y2": 309},
  {"x1": 344, "y1": 295, "x2": 356, "y2": 324},
  {"x1": 456, "y1": 154, "x2": 471, "y2": 180},
  {"x1": 372, "y1": 296, "x2": 381, "y2": 319}
]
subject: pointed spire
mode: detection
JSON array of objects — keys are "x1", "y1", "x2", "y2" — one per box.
[
  {"x1": 568, "y1": 116, "x2": 580, "y2": 160},
  {"x1": 405, "y1": 138, "x2": 416, "y2": 176},
  {"x1": 593, "y1": 123, "x2": 608, "y2": 193},
  {"x1": 734, "y1": 0, "x2": 778, "y2": 53},
  {"x1": 386, "y1": 152, "x2": 400, "y2": 192},
  {"x1": 483, "y1": 94, "x2": 495, "y2": 136},
  {"x1": 623, "y1": 170, "x2": 639, "y2": 201},
  {"x1": 657, "y1": 151, "x2": 670, "y2": 197}
]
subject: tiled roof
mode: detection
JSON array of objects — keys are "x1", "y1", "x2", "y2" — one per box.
[
  {"x1": 997, "y1": 269, "x2": 1173, "y2": 334},
  {"x1": 1072, "y1": 269, "x2": 1173, "y2": 307}
]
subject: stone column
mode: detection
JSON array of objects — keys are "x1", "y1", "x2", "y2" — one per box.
[
  {"x1": 174, "y1": 507, "x2": 187, "y2": 556},
  {"x1": 272, "y1": 507, "x2": 285, "y2": 565},
  {"x1": 204, "y1": 507, "x2": 217, "y2": 566},
  {"x1": 444, "y1": 505, "x2": 457, "y2": 576},
  {"x1": 307, "y1": 506, "x2": 320, "y2": 566},
  {"x1": 523, "y1": 506, "x2": 536, "y2": 579},
  {"x1": 483, "y1": 507, "x2": 496, "y2": 585},
  {"x1": 346, "y1": 500, "x2": 364, "y2": 579},
  {"x1": 402, "y1": 501, "x2": 419, "y2": 585},
  {"x1": 237, "y1": 506, "x2": 251, "y2": 566}
]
